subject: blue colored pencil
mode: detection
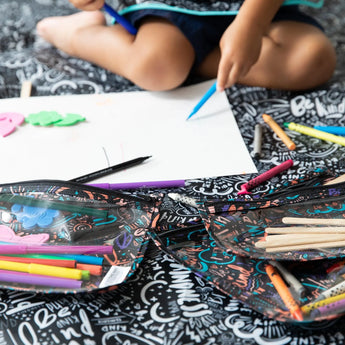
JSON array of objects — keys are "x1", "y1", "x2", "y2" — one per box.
[
  {"x1": 186, "y1": 81, "x2": 217, "y2": 120},
  {"x1": 103, "y1": 2, "x2": 138, "y2": 35}
]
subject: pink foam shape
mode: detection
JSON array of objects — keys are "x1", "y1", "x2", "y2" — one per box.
[
  {"x1": 0, "y1": 225, "x2": 49, "y2": 244},
  {"x1": 0, "y1": 118, "x2": 16, "y2": 137},
  {"x1": 0, "y1": 112, "x2": 25, "y2": 126}
]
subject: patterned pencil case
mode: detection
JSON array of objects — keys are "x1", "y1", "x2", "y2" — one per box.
[
  {"x1": 0, "y1": 180, "x2": 159, "y2": 293},
  {"x1": 150, "y1": 223, "x2": 345, "y2": 323},
  {"x1": 198, "y1": 179, "x2": 345, "y2": 261}
]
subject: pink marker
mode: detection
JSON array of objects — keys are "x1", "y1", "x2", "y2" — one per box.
[{"x1": 238, "y1": 159, "x2": 293, "y2": 195}]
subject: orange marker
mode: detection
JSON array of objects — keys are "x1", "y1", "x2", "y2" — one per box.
[
  {"x1": 262, "y1": 114, "x2": 296, "y2": 150},
  {"x1": 76, "y1": 263, "x2": 103, "y2": 276},
  {"x1": 265, "y1": 264, "x2": 303, "y2": 321}
]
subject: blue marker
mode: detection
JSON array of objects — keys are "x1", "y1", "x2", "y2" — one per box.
[
  {"x1": 53, "y1": 254, "x2": 104, "y2": 266},
  {"x1": 103, "y1": 2, "x2": 138, "y2": 35},
  {"x1": 314, "y1": 126, "x2": 345, "y2": 136},
  {"x1": 186, "y1": 81, "x2": 217, "y2": 120}
]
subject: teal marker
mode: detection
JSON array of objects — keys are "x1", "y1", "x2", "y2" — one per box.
[{"x1": 186, "y1": 82, "x2": 217, "y2": 120}]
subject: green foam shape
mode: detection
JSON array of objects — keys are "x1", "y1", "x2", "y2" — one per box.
[
  {"x1": 26, "y1": 111, "x2": 63, "y2": 126},
  {"x1": 54, "y1": 113, "x2": 86, "y2": 126}
]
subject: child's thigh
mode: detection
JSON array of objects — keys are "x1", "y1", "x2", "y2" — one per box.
[{"x1": 268, "y1": 21, "x2": 333, "y2": 54}]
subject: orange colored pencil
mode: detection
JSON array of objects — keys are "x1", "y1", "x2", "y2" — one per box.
[
  {"x1": 265, "y1": 264, "x2": 303, "y2": 321},
  {"x1": 262, "y1": 114, "x2": 296, "y2": 150}
]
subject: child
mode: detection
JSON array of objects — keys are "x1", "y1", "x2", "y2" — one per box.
[{"x1": 36, "y1": 0, "x2": 336, "y2": 92}]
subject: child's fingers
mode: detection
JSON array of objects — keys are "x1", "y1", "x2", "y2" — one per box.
[
  {"x1": 217, "y1": 59, "x2": 232, "y2": 92},
  {"x1": 71, "y1": 0, "x2": 104, "y2": 10}
]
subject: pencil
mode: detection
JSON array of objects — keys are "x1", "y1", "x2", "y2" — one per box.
[
  {"x1": 265, "y1": 264, "x2": 303, "y2": 321},
  {"x1": 262, "y1": 114, "x2": 296, "y2": 150},
  {"x1": 70, "y1": 155, "x2": 152, "y2": 183}
]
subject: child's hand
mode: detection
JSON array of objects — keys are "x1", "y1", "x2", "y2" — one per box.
[
  {"x1": 217, "y1": 18, "x2": 263, "y2": 92},
  {"x1": 69, "y1": 0, "x2": 105, "y2": 11}
]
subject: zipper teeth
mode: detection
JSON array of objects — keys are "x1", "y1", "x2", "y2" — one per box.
[
  {"x1": 206, "y1": 183, "x2": 345, "y2": 213},
  {"x1": 0, "y1": 179, "x2": 155, "y2": 204}
]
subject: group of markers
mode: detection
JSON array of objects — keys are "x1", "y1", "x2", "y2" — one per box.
[
  {"x1": 253, "y1": 113, "x2": 345, "y2": 158},
  {"x1": 266, "y1": 257, "x2": 345, "y2": 321},
  {"x1": 0, "y1": 244, "x2": 113, "y2": 290}
]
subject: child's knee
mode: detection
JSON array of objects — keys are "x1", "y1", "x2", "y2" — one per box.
[
  {"x1": 127, "y1": 49, "x2": 192, "y2": 91},
  {"x1": 293, "y1": 37, "x2": 336, "y2": 88}
]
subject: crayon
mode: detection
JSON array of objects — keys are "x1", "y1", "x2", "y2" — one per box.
[
  {"x1": 238, "y1": 159, "x2": 293, "y2": 195},
  {"x1": 265, "y1": 264, "x2": 303, "y2": 321},
  {"x1": 269, "y1": 261, "x2": 306, "y2": 298},
  {"x1": 262, "y1": 114, "x2": 296, "y2": 150}
]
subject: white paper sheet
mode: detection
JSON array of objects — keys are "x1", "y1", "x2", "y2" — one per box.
[{"x1": 0, "y1": 80, "x2": 257, "y2": 184}]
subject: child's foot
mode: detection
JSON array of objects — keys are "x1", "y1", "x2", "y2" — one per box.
[{"x1": 36, "y1": 11, "x2": 106, "y2": 56}]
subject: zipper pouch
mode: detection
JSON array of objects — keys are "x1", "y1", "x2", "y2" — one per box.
[
  {"x1": 0, "y1": 180, "x2": 159, "y2": 293},
  {"x1": 198, "y1": 178, "x2": 345, "y2": 261},
  {"x1": 149, "y1": 223, "x2": 345, "y2": 323}
]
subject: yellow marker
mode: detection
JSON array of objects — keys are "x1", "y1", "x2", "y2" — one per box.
[
  {"x1": 262, "y1": 114, "x2": 296, "y2": 150},
  {"x1": 0, "y1": 260, "x2": 83, "y2": 280},
  {"x1": 284, "y1": 122, "x2": 345, "y2": 147}
]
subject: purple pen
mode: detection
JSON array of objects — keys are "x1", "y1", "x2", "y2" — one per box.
[
  {"x1": 0, "y1": 269, "x2": 82, "y2": 289},
  {"x1": 0, "y1": 244, "x2": 113, "y2": 255},
  {"x1": 89, "y1": 180, "x2": 185, "y2": 190}
]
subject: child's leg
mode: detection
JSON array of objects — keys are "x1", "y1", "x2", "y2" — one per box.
[
  {"x1": 36, "y1": 11, "x2": 195, "y2": 91},
  {"x1": 197, "y1": 21, "x2": 336, "y2": 90}
]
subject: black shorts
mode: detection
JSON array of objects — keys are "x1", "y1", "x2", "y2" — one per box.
[{"x1": 124, "y1": 5, "x2": 324, "y2": 67}]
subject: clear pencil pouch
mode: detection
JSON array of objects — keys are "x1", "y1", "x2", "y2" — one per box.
[
  {"x1": 185, "y1": 179, "x2": 345, "y2": 322},
  {"x1": 0, "y1": 180, "x2": 159, "y2": 293},
  {"x1": 150, "y1": 220, "x2": 345, "y2": 323}
]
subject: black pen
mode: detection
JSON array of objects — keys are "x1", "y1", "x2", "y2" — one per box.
[{"x1": 70, "y1": 156, "x2": 152, "y2": 183}]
